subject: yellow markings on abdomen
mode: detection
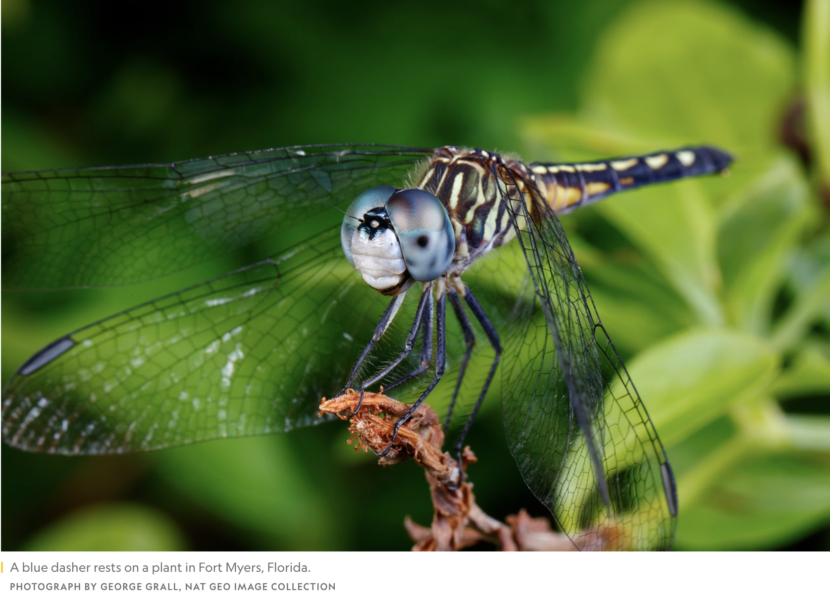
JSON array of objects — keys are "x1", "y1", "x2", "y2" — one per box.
[
  {"x1": 611, "y1": 158, "x2": 638, "y2": 171},
  {"x1": 676, "y1": 150, "x2": 696, "y2": 167},
  {"x1": 619, "y1": 177, "x2": 635, "y2": 185},
  {"x1": 547, "y1": 184, "x2": 583, "y2": 211},
  {"x1": 645, "y1": 154, "x2": 669, "y2": 169},
  {"x1": 585, "y1": 182, "x2": 611, "y2": 196},
  {"x1": 576, "y1": 163, "x2": 608, "y2": 172}
]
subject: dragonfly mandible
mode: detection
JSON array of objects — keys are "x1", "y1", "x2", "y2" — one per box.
[{"x1": 1, "y1": 143, "x2": 733, "y2": 550}]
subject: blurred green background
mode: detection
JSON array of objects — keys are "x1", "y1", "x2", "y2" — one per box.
[{"x1": 3, "y1": 0, "x2": 829, "y2": 551}]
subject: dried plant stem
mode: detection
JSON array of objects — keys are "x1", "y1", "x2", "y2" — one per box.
[{"x1": 319, "y1": 390, "x2": 576, "y2": 551}]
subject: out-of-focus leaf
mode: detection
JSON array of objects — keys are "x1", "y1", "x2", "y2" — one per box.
[
  {"x1": 772, "y1": 266, "x2": 830, "y2": 352},
  {"x1": 718, "y1": 156, "x2": 812, "y2": 336},
  {"x1": 677, "y1": 452, "x2": 830, "y2": 549},
  {"x1": 519, "y1": 115, "x2": 644, "y2": 163},
  {"x1": 24, "y1": 504, "x2": 186, "y2": 551},
  {"x1": 804, "y1": 0, "x2": 830, "y2": 182},
  {"x1": 582, "y1": 0, "x2": 795, "y2": 152},
  {"x1": 153, "y1": 435, "x2": 339, "y2": 549},
  {"x1": 667, "y1": 415, "x2": 738, "y2": 478},
  {"x1": 787, "y1": 415, "x2": 830, "y2": 452},
  {"x1": 773, "y1": 345, "x2": 830, "y2": 399},
  {"x1": 597, "y1": 181, "x2": 722, "y2": 325},
  {"x1": 671, "y1": 400, "x2": 790, "y2": 510},
  {"x1": 786, "y1": 235, "x2": 830, "y2": 328},
  {"x1": 585, "y1": 257, "x2": 696, "y2": 354},
  {"x1": 621, "y1": 328, "x2": 779, "y2": 446}
]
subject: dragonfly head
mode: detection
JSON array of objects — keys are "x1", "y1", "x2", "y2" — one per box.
[{"x1": 342, "y1": 186, "x2": 455, "y2": 295}]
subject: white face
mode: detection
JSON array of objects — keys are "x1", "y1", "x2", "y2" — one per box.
[
  {"x1": 350, "y1": 221, "x2": 408, "y2": 291},
  {"x1": 341, "y1": 186, "x2": 455, "y2": 295}
]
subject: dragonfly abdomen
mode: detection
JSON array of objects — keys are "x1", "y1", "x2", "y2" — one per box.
[{"x1": 531, "y1": 145, "x2": 734, "y2": 214}]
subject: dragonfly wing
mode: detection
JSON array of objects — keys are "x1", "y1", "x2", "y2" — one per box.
[
  {"x1": 2, "y1": 144, "x2": 431, "y2": 289},
  {"x1": 1, "y1": 234, "x2": 390, "y2": 454},
  {"x1": 499, "y1": 176, "x2": 677, "y2": 550}
]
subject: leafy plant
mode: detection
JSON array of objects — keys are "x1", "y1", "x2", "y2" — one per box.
[{"x1": 519, "y1": 0, "x2": 830, "y2": 549}]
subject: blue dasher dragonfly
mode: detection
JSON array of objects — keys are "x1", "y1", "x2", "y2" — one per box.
[{"x1": 1, "y1": 143, "x2": 732, "y2": 550}]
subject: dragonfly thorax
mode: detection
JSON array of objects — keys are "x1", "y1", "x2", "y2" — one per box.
[
  {"x1": 341, "y1": 186, "x2": 455, "y2": 295},
  {"x1": 415, "y1": 147, "x2": 526, "y2": 275}
]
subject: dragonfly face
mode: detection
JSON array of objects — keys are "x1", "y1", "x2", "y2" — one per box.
[
  {"x1": 1, "y1": 143, "x2": 733, "y2": 550},
  {"x1": 341, "y1": 185, "x2": 455, "y2": 294}
]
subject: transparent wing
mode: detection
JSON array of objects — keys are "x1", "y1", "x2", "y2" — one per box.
[
  {"x1": 1, "y1": 235, "x2": 393, "y2": 454},
  {"x1": 2, "y1": 144, "x2": 431, "y2": 289},
  {"x1": 499, "y1": 174, "x2": 677, "y2": 551}
]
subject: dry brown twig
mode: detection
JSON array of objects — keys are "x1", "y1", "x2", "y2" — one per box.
[{"x1": 318, "y1": 390, "x2": 577, "y2": 551}]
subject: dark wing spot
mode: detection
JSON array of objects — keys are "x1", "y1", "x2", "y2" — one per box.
[{"x1": 19, "y1": 336, "x2": 77, "y2": 376}]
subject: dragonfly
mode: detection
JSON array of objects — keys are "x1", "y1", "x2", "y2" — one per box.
[{"x1": 1, "y1": 143, "x2": 733, "y2": 550}]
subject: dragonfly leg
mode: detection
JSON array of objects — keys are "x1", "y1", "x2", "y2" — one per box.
[
  {"x1": 381, "y1": 290, "x2": 435, "y2": 393},
  {"x1": 443, "y1": 286, "x2": 476, "y2": 433},
  {"x1": 356, "y1": 286, "x2": 432, "y2": 396},
  {"x1": 377, "y1": 288, "x2": 447, "y2": 457},
  {"x1": 337, "y1": 292, "x2": 407, "y2": 404},
  {"x1": 448, "y1": 285, "x2": 501, "y2": 489}
]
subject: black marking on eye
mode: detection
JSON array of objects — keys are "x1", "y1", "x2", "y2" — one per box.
[{"x1": 417, "y1": 235, "x2": 429, "y2": 247}]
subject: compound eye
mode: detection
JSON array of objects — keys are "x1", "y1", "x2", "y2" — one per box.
[
  {"x1": 341, "y1": 185, "x2": 396, "y2": 266},
  {"x1": 386, "y1": 189, "x2": 455, "y2": 282}
]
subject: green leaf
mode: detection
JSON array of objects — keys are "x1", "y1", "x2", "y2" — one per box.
[
  {"x1": 773, "y1": 344, "x2": 830, "y2": 399},
  {"x1": 677, "y1": 452, "x2": 830, "y2": 549},
  {"x1": 585, "y1": 257, "x2": 696, "y2": 355},
  {"x1": 786, "y1": 234, "x2": 830, "y2": 329},
  {"x1": 718, "y1": 155, "x2": 812, "y2": 335},
  {"x1": 771, "y1": 266, "x2": 830, "y2": 353},
  {"x1": 622, "y1": 328, "x2": 779, "y2": 446},
  {"x1": 804, "y1": 0, "x2": 830, "y2": 183},
  {"x1": 153, "y1": 434, "x2": 340, "y2": 549},
  {"x1": 519, "y1": 114, "x2": 645, "y2": 163},
  {"x1": 597, "y1": 180, "x2": 722, "y2": 325},
  {"x1": 582, "y1": 0, "x2": 796, "y2": 152},
  {"x1": 788, "y1": 415, "x2": 830, "y2": 452},
  {"x1": 24, "y1": 504, "x2": 186, "y2": 551}
]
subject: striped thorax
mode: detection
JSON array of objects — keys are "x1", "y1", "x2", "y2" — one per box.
[{"x1": 414, "y1": 147, "x2": 529, "y2": 273}]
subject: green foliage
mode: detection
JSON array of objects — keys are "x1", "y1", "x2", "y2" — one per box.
[
  {"x1": 24, "y1": 504, "x2": 186, "y2": 551},
  {"x1": 521, "y1": 0, "x2": 830, "y2": 549},
  {"x1": 153, "y1": 435, "x2": 343, "y2": 550}
]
